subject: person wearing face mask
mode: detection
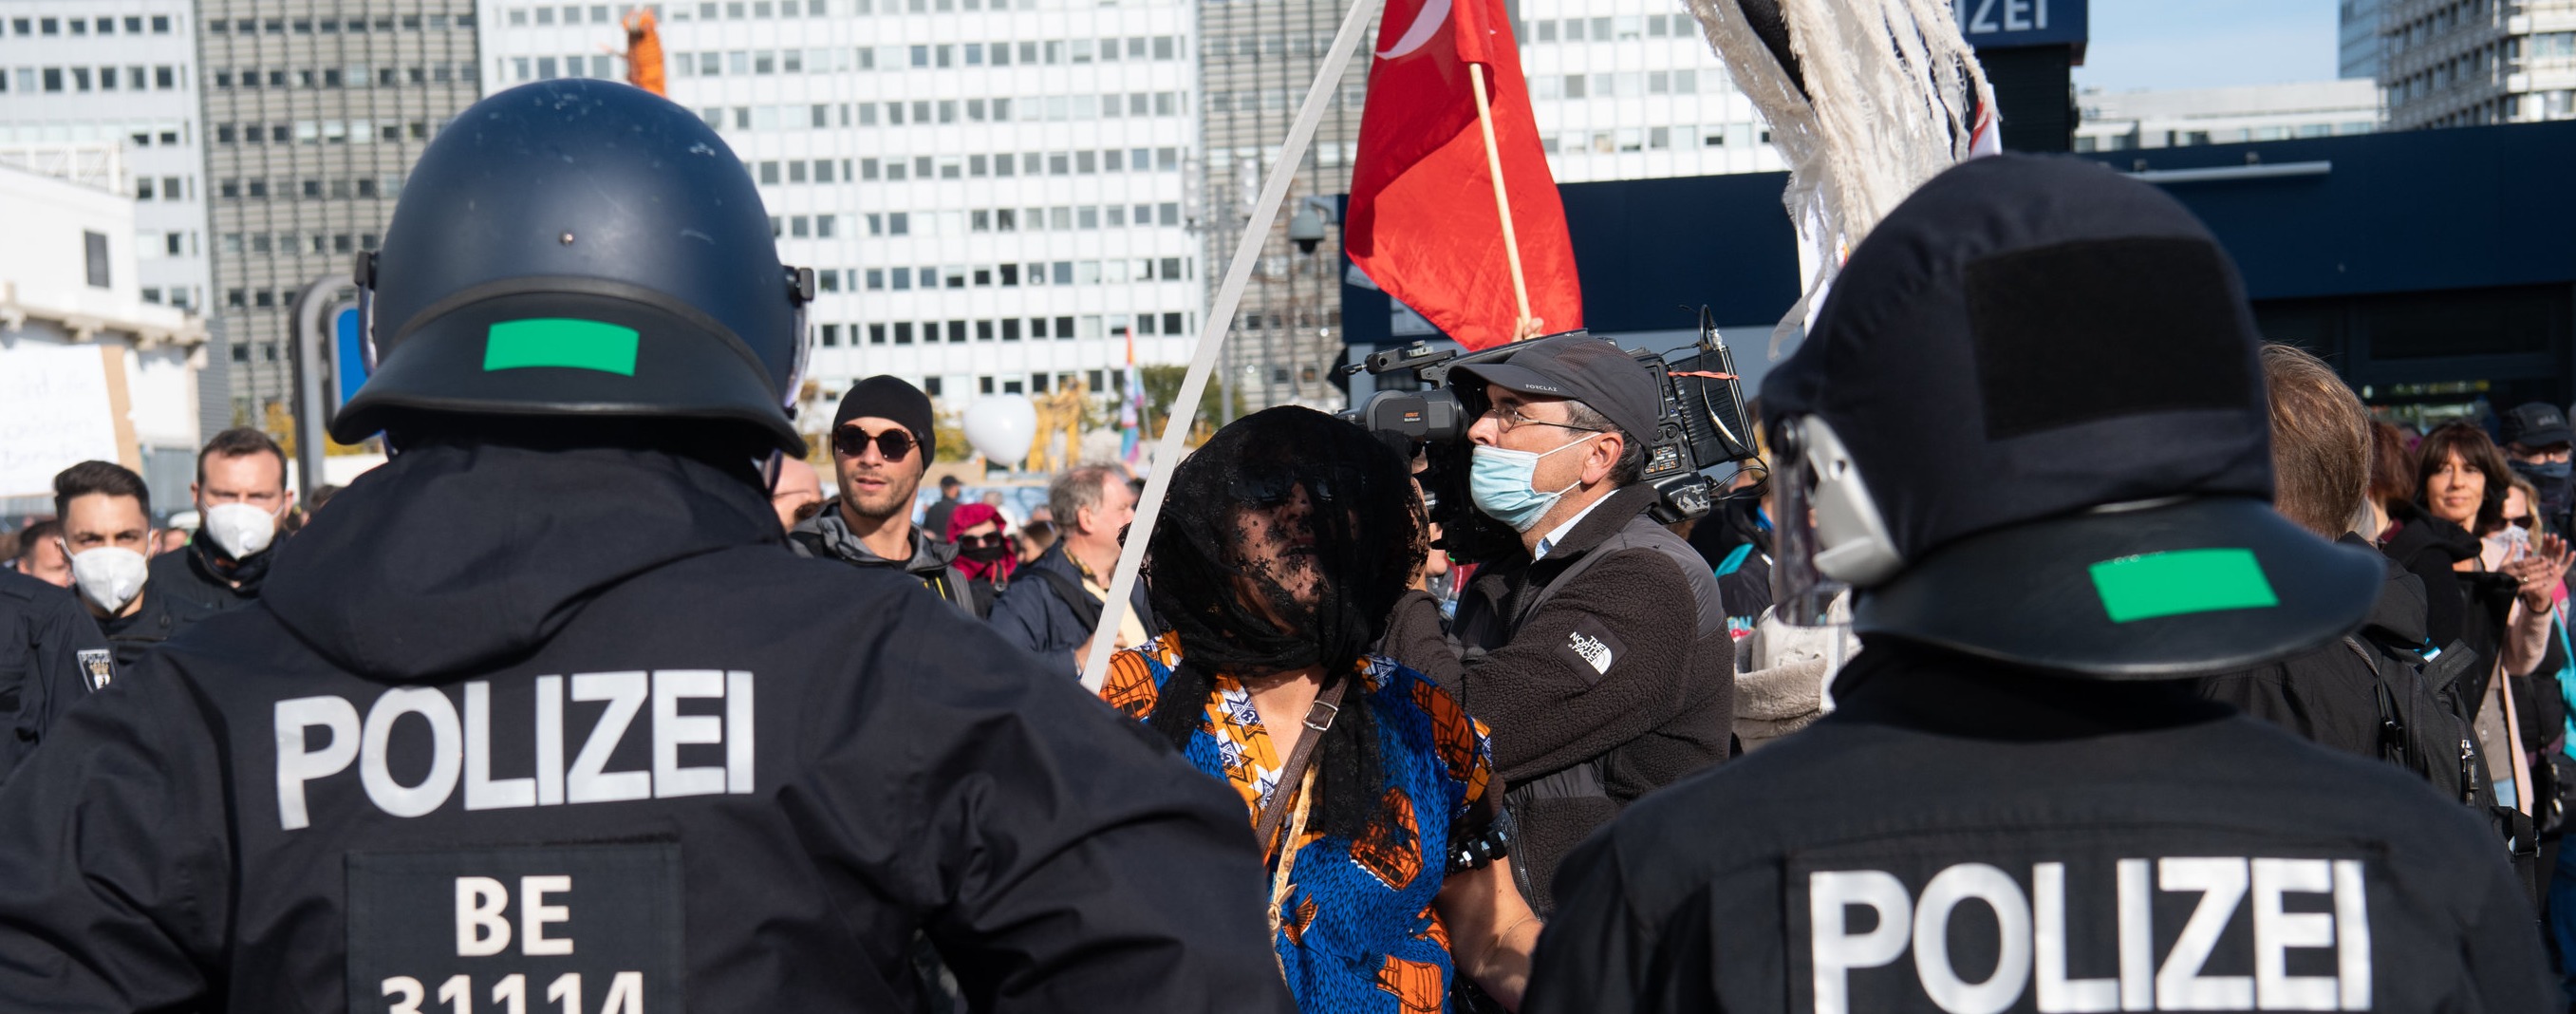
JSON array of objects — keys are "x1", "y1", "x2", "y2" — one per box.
[
  {"x1": 50, "y1": 461, "x2": 218, "y2": 675},
  {"x1": 0, "y1": 516, "x2": 110, "y2": 783},
  {"x1": 1378, "y1": 334, "x2": 1734, "y2": 917},
  {"x1": 147, "y1": 428, "x2": 297, "y2": 619},
  {"x1": 945, "y1": 502, "x2": 1015, "y2": 618},
  {"x1": 2503, "y1": 403, "x2": 2576, "y2": 543}
]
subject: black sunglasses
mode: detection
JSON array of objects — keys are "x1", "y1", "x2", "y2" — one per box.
[
  {"x1": 831, "y1": 427, "x2": 916, "y2": 460},
  {"x1": 958, "y1": 533, "x2": 1007, "y2": 549}
]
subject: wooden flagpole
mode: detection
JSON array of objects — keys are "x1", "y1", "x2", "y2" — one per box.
[{"x1": 1468, "y1": 62, "x2": 1533, "y2": 339}]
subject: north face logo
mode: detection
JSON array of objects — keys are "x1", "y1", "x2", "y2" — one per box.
[{"x1": 1567, "y1": 630, "x2": 1615, "y2": 674}]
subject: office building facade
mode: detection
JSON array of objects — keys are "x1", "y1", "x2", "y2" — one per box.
[
  {"x1": 483, "y1": 0, "x2": 1206, "y2": 439},
  {"x1": 2382, "y1": 0, "x2": 2576, "y2": 128},
  {"x1": 196, "y1": 0, "x2": 482, "y2": 429},
  {"x1": 2344, "y1": 0, "x2": 2389, "y2": 79}
]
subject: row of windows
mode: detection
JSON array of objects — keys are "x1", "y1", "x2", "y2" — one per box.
[
  {"x1": 2, "y1": 66, "x2": 182, "y2": 94},
  {"x1": 140, "y1": 285, "x2": 200, "y2": 310},
  {"x1": 1204, "y1": 84, "x2": 1367, "y2": 114},
  {"x1": 862, "y1": 201, "x2": 1185, "y2": 236},
  {"x1": 215, "y1": 175, "x2": 404, "y2": 201},
  {"x1": 211, "y1": 64, "x2": 476, "y2": 88},
  {"x1": 507, "y1": 4, "x2": 660, "y2": 26},
  {"x1": 135, "y1": 177, "x2": 192, "y2": 200},
  {"x1": 854, "y1": 148, "x2": 1183, "y2": 183},
  {"x1": 138, "y1": 232, "x2": 196, "y2": 260},
  {"x1": 222, "y1": 231, "x2": 384, "y2": 256},
  {"x1": 1524, "y1": 13, "x2": 1697, "y2": 44},
  {"x1": 205, "y1": 13, "x2": 474, "y2": 34},
  {"x1": 969, "y1": 203, "x2": 1185, "y2": 232},
  {"x1": 0, "y1": 121, "x2": 183, "y2": 147},
  {"x1": 1529, "y1": 69, "x2": 1711, "y2": 100},
  {"x1": 4, "y1": 15, "x2": 176, "y2": 37},
  {"x1": 1540, "y1": 123, "x2": 1761, "y2": 154},
  {"x1": 215, "y1": 120, "x2": 441, "y2": 144},
  {"x1": 838, "y1": 311, "x2": 1189, "y2": 348},
  {"x1": 2073, "y1": 122, "x2": 2374, "y2": 152},
  {"x1": 681, "y1": 90, "x2": 1187, "y2": 136},
  {"x1": 859, "y1": 257, "x2": 1189, "y2": 290}
]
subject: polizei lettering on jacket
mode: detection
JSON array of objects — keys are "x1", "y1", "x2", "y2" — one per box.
[
  {"x1": 1802, "y1": 857, "x2": 2371, "y2": 1014},
  {"x1": 275, "y1": 671, "x2": 756, "y2": 829}
]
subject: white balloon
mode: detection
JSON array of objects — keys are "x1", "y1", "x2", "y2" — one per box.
[{"x1": 962, "y1": 396, "x2": 1039, "y2": 464}]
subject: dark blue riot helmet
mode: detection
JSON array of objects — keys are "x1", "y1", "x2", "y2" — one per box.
[{"x1": 333, "y1": 80, "x2": 813, "y2": 457}]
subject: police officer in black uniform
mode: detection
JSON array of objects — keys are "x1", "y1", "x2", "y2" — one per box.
[
  {"x1": 0, "y1": 81, "x2": 1290, "y2": 1013},
  {"x1": 0, "y1": 567, "x2": 109, "y2": 782},
  {"x1": 1523, "y1": 156, "x2": 2554, "y2": 1013}
]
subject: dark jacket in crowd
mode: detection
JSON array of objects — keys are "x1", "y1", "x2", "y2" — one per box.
[
  {"x1": 1525, "y1": 638, "x2": 2556, "y2": 1014},
  {"x1": 2382, "y1": 500, "x2": 2516, "y2": 682},
  {"x1": 2188, "y1": 535, "x2": 2433, "y2": 761},
  {"x1": 922, "y1": 494, "x2": 961, "y2": 546},
  {"x1": 0, "y1": 441, "x2": 1289, "y2": 1012},
  {"x1": 0, "y1": 571, "x2": 109, "y2": 783},
  {"x1": 1382, "y1": 484, "x2": 1733, "y2": 915},
  {"x1": 987, "y1": 543, "x2": 1159, "y2": 667},
  {"x1": 147, "y1": 534, "x2": 274, "y2": 614},
  {"x1": 94, "y1": 579, "x2": 221, "y2": 675},
  {"x1": 789, "y1": 497, "x2": 979, "y2": 614}
]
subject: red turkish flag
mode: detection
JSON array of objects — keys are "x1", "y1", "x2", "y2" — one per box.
[{"x1": 1347, "y1": 0, "x2": 1578, "y2": 351}]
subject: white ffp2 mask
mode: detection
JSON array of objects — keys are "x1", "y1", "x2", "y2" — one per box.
[
  {"x1": 66, "y1": 544, "x2": 149, "y2": 613},
  {"x1": 204, "y1": 501, "x2": 280, "y2": 559}
]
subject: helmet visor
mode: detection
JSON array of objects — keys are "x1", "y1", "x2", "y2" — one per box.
[{"x1": 1767, "y1": 414, "x2": 1849, "y2": 628}]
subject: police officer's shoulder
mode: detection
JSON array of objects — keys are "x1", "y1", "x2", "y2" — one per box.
[{"x1": 0, "y1": 568, "x2": 66, "y2": 606}]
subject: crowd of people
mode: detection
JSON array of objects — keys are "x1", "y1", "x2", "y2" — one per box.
[{"x1": 0, "y1": 80, "x2": 2567, "y2": 1013}]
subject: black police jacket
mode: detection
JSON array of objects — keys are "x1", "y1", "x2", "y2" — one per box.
[
  {"x1": 1525, "y1": 638, "x2": 2554, "y2": 1014},
  {"x1": 0, "y1": 571, "x2": 109, "y2": 783},
  {"x1": 0, "y1": 441, "x2": 1291, "y2": 1013},
  {"x1": 147, "y1": 531, "x2": 272, "y2": 613},
  {"x1": 94, "y1": 576, "x2": 221, "y2": 674}
]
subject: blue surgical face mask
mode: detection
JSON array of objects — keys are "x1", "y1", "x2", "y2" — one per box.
[
  {"x1": 2512, "y1": 458, "x2": 2574, "y2": 481},
  {"x1": 1468, "y1": 435, "x2": 1596, "y2": 533}
]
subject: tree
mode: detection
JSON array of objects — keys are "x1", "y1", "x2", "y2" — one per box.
[{"x1": 1138, "y1": 365, "x2": 1244, "y2": 441}]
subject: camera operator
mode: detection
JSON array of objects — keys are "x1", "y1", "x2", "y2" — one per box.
[{"x1": 1382, "y1": 335, "x2": 1732, "y2": 916}]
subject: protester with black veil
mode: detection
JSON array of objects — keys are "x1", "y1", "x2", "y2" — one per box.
[{"x1": 1099, "y1": 405, "x2": 1542, "y2": 1012}]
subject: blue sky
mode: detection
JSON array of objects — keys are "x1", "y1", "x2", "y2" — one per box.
[{"x1": 2071, "y1": 0, "x2": 2343, "y2": 92}]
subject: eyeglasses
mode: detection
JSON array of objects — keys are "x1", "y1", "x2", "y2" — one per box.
[
  {"x1": 831, "y1": 427, "x2": 916, "y2": 460},
  {"x1": 1481, "y1": 402, "x2": 1603, "y2": 436},
  {"x1": 958, "y1": 533, "x2": 1007, "y2": 549},
  {"x1": 780, "y1": 498, "x2": 824, "y2": 523}
]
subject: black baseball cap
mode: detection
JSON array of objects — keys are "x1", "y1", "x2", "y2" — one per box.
[
  {"x1": 1762, "y1": 155, "x2": 2380, "y2": 678},
  {"x1": 1452, "y1": 335, "x2": 1661, "y2": 441},
  {"x1": 2502, "y1": 403, "x2": 2573, "y2": 449}
]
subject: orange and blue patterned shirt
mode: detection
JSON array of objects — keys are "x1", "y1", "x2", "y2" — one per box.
[{"x1": 1102, "y1": 632, "x2": 1497, "y2": 1014}]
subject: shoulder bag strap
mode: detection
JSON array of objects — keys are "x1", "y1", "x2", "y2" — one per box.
[{"x1": 1253, "y1": 678, "x2": 1351, "y2": 858}]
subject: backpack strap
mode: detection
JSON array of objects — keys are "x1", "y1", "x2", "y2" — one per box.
[{"x1": 1027, "y1": 564, "x2": 1104, "y2": 633}]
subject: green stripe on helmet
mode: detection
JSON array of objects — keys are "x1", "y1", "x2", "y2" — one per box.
[
  {"x1": 483, "y1": 318, "x2": 641, "y2": 376},
  {"x1": 2088, "y1": 548, "x2": 2279, "y2": 623}
]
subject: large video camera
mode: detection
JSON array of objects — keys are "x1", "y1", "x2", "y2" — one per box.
[{"x1": 1337, "y1": 316, "x2": 1762, "y2": 563}]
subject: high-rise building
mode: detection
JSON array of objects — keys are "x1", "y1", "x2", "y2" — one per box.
[
  {"x1": 482, "y1": 0, "x2": 1207, "y2": 435},
  {"x1": 1192, "y1": 0, "x2": 1368, "y2": 412},
  {"x1": 1516, "y1": 1, "x2": 1783, "y2": 182},
  {"x1": 2381, "y1": 0, "x2": 2576, "y2": 129},
  {"x1": 2074, "y1": 81, "x2": 2381, "y2": 152},
  {"x1": 0, "y1": 3, "x2": 217, "y2": 437},
  {"x1": 2343, "y1": 0, "x2": 2389, "y2": 79},
  {"x1": 196, "y1": 1, "x2": 483, "y2": 429}
]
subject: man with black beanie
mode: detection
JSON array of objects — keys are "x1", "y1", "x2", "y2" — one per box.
[
  {"x1": 789, "y1": 375, "x2": 978, "y2": 613},
  {"x1": 1524, "y1": 155, "x2": 2552, "y2": 1013}
]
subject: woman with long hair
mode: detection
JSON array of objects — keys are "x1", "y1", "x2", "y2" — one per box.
[
  {"x1": 2384, "y1": 422, "x2": 2571, "y2": 817},
  {"x1": 1100, "y1": 406, "x2": 1540, "y2": 1012}
]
